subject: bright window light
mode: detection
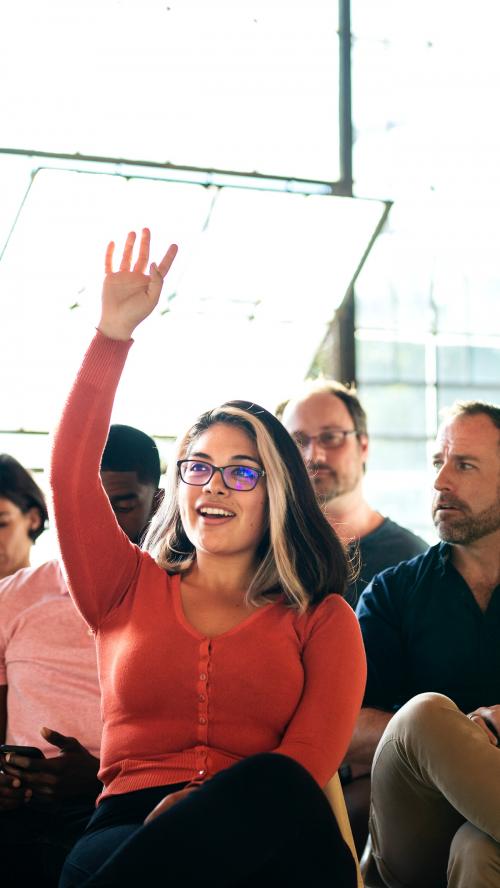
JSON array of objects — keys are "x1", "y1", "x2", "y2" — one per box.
[
  {"x1": 2, "y1": 0, "x2": 341, "y2": 182},
  {"x1": 0, "y1": 165, "x2": 386, "y2": 437}
]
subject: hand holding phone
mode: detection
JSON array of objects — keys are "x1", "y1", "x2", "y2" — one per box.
[
  {"x1": 0, "y1": 747, "x2": 40, "y2": 810},
  {"x1": 1, "y1": 729, "x2": 100, "y2": 804},
  {"x1": 0, "y1": 744, "x2": 45, "y2": 761}
]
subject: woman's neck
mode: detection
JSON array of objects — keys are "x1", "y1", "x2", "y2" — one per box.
[{"x1": 185, "y1": 552, "x2": 257, "y2": 600}]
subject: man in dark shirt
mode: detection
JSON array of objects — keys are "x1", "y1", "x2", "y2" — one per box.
[
  {"x1": 357, "y1": 543, "x2": 500, "y2": 716},
  {"x1": 278, "y1": 380, "x2": 428, "y2": 605},
  {"x1": 356, "y1": 400, "x2": 500, "y2": 888}
]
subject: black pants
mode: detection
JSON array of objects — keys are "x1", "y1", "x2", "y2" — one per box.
[
  {"x1": 60, "y1": 753, "x2": 356, "y2": 887},
  {"x1": 0, "y1": 797, "x2": 94, "y2": 887}
]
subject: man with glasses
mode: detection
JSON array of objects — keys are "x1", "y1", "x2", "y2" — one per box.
[
  {"x1": 278, "y1": 380, "x2": 427, "y2": 854},
  {"x1": 278, "y1": 380, "x2": 427, "y2": 607}
]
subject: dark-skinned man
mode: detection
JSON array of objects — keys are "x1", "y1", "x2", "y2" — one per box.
[{"x1": 0, "y1": 425, "x2": 161, "y2": 886}]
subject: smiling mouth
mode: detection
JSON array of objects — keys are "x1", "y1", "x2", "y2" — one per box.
[{"x1": 197, "y1": 507, "x2": 236, "y2": 518}]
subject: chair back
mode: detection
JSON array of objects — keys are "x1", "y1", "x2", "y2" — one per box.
[{"x1": 324, "y1": 772, "x2": 364, "y2": 888}]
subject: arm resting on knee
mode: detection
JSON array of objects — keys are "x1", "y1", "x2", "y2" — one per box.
[{"x1": 343, "y1": 707, "x2": 393, "y2": 777}]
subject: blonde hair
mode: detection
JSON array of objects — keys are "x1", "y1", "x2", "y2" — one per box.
[{"x1": 143, "y1": 401, "x2": 349, "y2": 611}]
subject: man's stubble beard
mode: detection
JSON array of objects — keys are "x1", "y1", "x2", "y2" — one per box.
[
  {"x1": 310, "y1": 465, "x2": 361, "y2": 505},
  {"x1": 434, "y1": 496, "x2": 500, "y2": 545}
]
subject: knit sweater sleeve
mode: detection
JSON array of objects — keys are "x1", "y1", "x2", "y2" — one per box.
[
  {"x1": 273, "y1": 595, "x2": 366, "y2": 787},
  {"x1": 50, "y1": 331, "x2": 142, "y2": 629}
]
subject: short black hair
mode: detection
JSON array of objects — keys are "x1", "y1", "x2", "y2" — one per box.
[
  {"x1": 0, "y1": 454, "x2": 48, "y2": 541},
  {"x1": 101, "y1": 425, "x2": 161, "y2": 488}
]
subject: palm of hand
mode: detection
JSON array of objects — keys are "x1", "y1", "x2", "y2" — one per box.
[
  {"x1": 102, "y1": 269, "x2": 158, "y2": 333},
  {"x1": 99, "y1": 228, "x2": 178, "y2": 340}
]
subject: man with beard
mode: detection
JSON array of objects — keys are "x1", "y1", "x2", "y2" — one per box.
[
  {"x1": 279, "y1": 382, "x2": 427, "y2": 854},
  {"x1": 279, "y1": 381, "x2": 427, "y2": 607},
  {"x1": 356, "y1": 400, "x2": 500, "y2": 888}
]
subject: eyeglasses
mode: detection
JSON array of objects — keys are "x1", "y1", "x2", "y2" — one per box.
[
  {"x1": 177, "y1": 460, "x2": 265, "y2": 491},
  {"x1": 292, "y1": 430, "x2": 358, "y2": 451}
]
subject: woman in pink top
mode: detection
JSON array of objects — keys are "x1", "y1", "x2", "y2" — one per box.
[
  {"x1": 0, "y1": 454, "x2": 48, "y2": 580},
  {"x1": 53, "y1": 230, "x2": 366, "y2": 887}
]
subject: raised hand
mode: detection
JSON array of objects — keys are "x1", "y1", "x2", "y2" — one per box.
[{"x1": 99, "y1": 228, "x2": 178, "y2": 341}]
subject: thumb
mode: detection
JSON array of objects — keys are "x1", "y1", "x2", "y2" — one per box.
[
  {"x1": 40, "y1": 726, "x2": 80, "y2": 751},
  {"x1": 146, "y1": 263, "x2": 165, "y2": 305}
]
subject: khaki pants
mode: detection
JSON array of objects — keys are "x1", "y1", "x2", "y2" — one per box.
[{"x1": 370, "y1": 693, "x2": 500, "y2": 888}]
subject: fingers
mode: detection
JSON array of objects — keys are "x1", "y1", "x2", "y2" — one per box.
[
  {"x1": 104, "y1": 230, "x2": 178, "y2": 289},
  {"x1": 144, "y1": 790, "x2": 181, "y2": 824},
  {"x1": 0, "y1": 772, "x2": 30, "y2": 806},
  {"x1": 17, "y1": 773, "x2": 58, "y2": 790},
  {"x1": 3, "y1": 752, "x2": 39, "y2": 770},
  {"x1": 120, "y1": 231, "x2": 137, "y2": 271},
  {"x1": 156, "y1": 243, "x2": 178, "y2": 278},
  {"x1": 104, "y1": 241, "x2": 115, "y2": 274},
  {"x1": 3, "y1": 763, "x2": 59, "y2": 788},
  {"x1": 482, "y1": 720, "x2": 500, "y2": 745},
  {"x1": 469, "y1": 715, "x2": 499, "y2": 745},
  {"x1": 133, "y1": 228, "x2": 151, "y2": 274},
  {"x1": 41, "y1": 726, "x2": 79, "y2": 750},
  {"x1": 0, "y1": 772, "x2": 22, "y2": 791},
  {"x1": 143, "y1": 796, "x2": 173, "y2": 824},
  {"x1": 143, "y1": 787, "x2": 193, "y2": 824},
  {"x1": 146, "y1": 244, "x2": 178, "y2": 305}
]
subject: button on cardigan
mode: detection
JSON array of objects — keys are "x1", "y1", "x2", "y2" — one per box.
[{"x1": 50, "y1": 331, "x2": 366, "y2": 802}]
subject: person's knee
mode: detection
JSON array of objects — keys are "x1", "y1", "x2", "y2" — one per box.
[
  {"x1": 381, "y1": 692, "x2": 457, "y2": 746},
  {"x1": 215, "y1": 752, "x2": 327, "y2": 822},
  {"x1": 448, "y1": 821, "x2": 500, "y2": 887}
]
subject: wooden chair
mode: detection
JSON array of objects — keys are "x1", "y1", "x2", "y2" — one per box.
[{"x1": 324, "y1": 772, "x2": 364, "y2": 888}]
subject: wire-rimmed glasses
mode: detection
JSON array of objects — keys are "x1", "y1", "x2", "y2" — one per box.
[{"x1": 291, "y1": 429, "x2": 358, "y2": 451}]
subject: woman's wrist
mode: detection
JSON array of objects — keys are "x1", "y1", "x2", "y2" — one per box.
[{"x1": 97, "y1": 320, "x2": 134, "y2": 342}]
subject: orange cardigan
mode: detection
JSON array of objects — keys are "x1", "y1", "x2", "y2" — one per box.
[{"x1": 50, "y1": 332, "x2": 366, "y2": 800}]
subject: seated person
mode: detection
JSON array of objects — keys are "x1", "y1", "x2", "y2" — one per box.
[
  {"x1": 278, "y1": 381, "x2": 427, "y2": 605},
  {"x1": 51, "y1": 229, "x2": 366, "y2": 887},
  {"x1": 0, "y1": 426, "x2": 162, "y2": 886},
  {"x1": 0, "y1": 453, "x2": 49, "y2": 579},
  {"x1": 355, "y1": 401, "x2": 500, "y2": 887},
  {"x1": 278, "y1": 381, "x2": 428, "y2": 852}
]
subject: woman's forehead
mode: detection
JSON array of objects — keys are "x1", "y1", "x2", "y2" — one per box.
[{"x1": 187, "y1": 422, "x2": 259, "y2": 460}]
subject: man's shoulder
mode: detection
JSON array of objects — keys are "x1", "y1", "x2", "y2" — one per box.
[
  {"x1": 364, "y1": 517, "x2": 428, "y2": 555},
  {"x1": 354, "y1": 517, "x2": 429, "y2": 599},
  {"x1": 357, "y1": 543, "x2": 445, "y2": 611}
]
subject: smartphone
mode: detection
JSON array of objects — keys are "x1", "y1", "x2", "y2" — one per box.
[{"x1": 0, "y1": 744, "x2": 45, "y2": 759}]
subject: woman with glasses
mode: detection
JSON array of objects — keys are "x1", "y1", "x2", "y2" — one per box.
[{"x1": 52, "y1": 229, "x2": 366, "y2": 887}]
